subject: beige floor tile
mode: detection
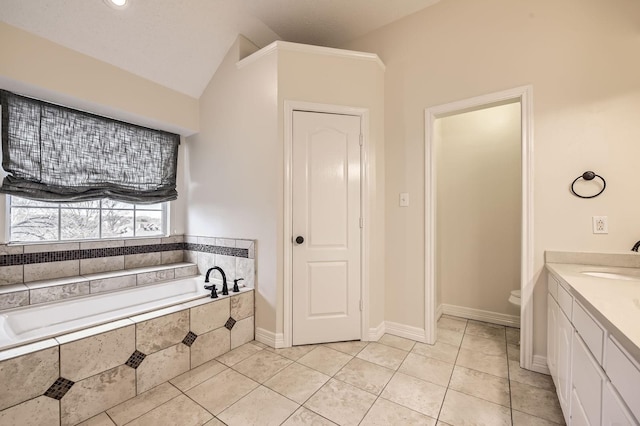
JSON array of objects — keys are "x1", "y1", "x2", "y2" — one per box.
[
  {"x1": 398, "y1": 352, "x2": 454, "y2": 387},
  {"x1": 304, "y1": 379, "x2": 376, "y2": 426},
  {"x1": 170, "y1": 359, "x2": 227, "y2": 392},
  {"x1": 297, "y1": 346, "x2": 353, "y2": 376},
  {"x1": 508, "y1": 343, "x2": 520, "y2": 361},
  {"x1": 461, "y1": 333, "x2": 507, "y2": 356},
  {"x1": 202, "y1": 419, "x2": 226, "y2": 426},
  {"x1": 76, "y1": 412, "x2": 116, "y2": 426},
  {"x1": 360, "y1": 398, "x2": 436, "y2": 426},
  {"x1": 380, "y1": 372, "x2": 446, "y2": 418},
  {"x1": 436, "y1": 328, "x2": 464, "y2": 347},
  {"x1": 281, "y1": 407, "x2": 337, "y2": 425},
  {"x1": 218, "y1": 386, "x2": 299, "y2": 426},
  {"x1": 511, "y1": 380, "x2": 565, "y2": 424},
  {"x1": 323, "y1": 340, "x2": 368, "y2": 356},
  {"x1": 412, "y1": 341, "x2": 459, "y2": 364},
  {"x1": 512, "y1": 409, "x2": 565, "y2": 425},
  {"x1": 264, "y1": 363, "x2": 330, "y2": 404},
  {"x1": 436, "y1": 423, "x2": 453, "y2": 426},
  {"x1": 334, "y1": 357, "x2": 394, "y2": 395},
  {"x1": 438, "y1": 316, "x2": 467, "y2": 333},
  {"x1": 378, "y1": 334, "x2": 416, "y2": 351},
  {"x1": 506, "y1": 327, "x2": 521, "y2": 345},
  {"x1": 439, "y1": 389, "x2": 511, "y2": 426},
  {"x1": 251, "y1": 340, "x2": 268, "y2": 348},
  {"x1": 509, "y1": 360, "x2": 555, "y2": 391},
  {"x1": 465, "y1": 321, "x2": 507, "y2": 341},
  {"x1": 265, "y1": 344, "x2": 317, "y2": 361},
  {"x1": 456, "y1": 347, "x2": 509, "y2": 378},
  {"x1": 106, "y1": 382, "x2": 180, "y2": 425},
  {"x1": 232, "y1": 350, "x2": 293, "y2": 383},
  {"x1": 356, "y1": 342, "x2": 408, "y2": 370},
  {"x1": 448, "y1": 365, "x2": 510, "y2": 407},
  {"x1": 215, "y1": 342, "x2": 263, "y2": 367},
  {"x1": 186, "y1": 369, "x2": 259, "y2": 415},
  {"x1": 126, "y1": 395, "x2": 212, "y2": 426}
]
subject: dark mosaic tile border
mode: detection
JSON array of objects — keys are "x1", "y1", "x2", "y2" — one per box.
[
  {"x1": 0, "y1": 242, "x2": 249, "y2": 267},
  {"x1": 184, "y1": 243, "x2": 247, "y2": 258}
]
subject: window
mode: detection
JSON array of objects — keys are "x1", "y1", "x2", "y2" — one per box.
[{"x1": 9, "y1": 196, "x2": 166, "y2": 242}]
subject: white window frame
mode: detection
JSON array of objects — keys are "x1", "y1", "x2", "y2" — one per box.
[{"x1": 7, "y1": 196, "x2": 168, "y2": 243}]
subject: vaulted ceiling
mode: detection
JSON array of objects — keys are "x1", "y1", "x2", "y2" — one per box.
[{"x1": 0, "y1": 0, "x2": 440, "y2": 98}]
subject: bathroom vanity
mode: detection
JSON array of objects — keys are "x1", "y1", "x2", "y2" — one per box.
[{"x1": 546, "y1": 252, "x2": 640, "y2": 425}]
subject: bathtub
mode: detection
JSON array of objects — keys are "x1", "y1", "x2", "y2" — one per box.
[{"x1": 0, "y1": 275, "x2": 215, "y2": 351}]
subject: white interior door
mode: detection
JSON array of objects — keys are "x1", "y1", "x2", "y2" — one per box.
[{"x1": 292, "y1": 110, "x2": 361, "y2": 346}]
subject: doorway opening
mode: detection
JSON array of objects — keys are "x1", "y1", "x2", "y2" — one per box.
[{"x1": 424, "y1": 86, "x2": 535, "y2": 371}]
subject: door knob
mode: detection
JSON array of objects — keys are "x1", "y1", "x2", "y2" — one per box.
[{"x1": 295, "y1": 236, "x2": 304, "y2": 244}]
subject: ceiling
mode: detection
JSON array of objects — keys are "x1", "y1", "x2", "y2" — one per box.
[{"x1": 0, "y1": 0, "x2": 440, "y2": 98}]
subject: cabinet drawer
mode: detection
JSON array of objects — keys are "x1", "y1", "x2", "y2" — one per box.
[
  {"x1": 572, "y1": 332, "x2": 604, "y2": 425},
  {"x1": 557, "y1": 283, "x2": 573, "y2": 318},
  {"x1": 548, "y1": 273, "x2": 559, "y2": 301},
  {"x1": 605, "y1": 337, "x2": 640, "y2": 422},
  {"x1": 573, "y1": 300, "x2": 604, "y2": 364}
]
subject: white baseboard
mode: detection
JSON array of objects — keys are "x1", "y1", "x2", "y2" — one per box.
[
  {"x1": 255, "y1": 327, "x2": 285, "y2": 349},
  {"x1": 441, "y1": 304, "x2": 520, "y2": 328},
  {"x1": 436, "y1": 304, "x2": 443, "y2": 321},
  {"x1": 367, "y1": 322, "x2": 385, "y2": 341},
  {"x1": 385, "y1": 321, "x2": 427, "y2": 343},
  {"x1": 530, "y1": 355, "x2": 550, "y2": 375}
]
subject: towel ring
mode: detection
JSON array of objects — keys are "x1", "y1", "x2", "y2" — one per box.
[{"x1": 571, "y1": 171, "x2": 606, "y2": 199}]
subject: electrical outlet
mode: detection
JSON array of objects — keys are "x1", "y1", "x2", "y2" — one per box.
[{"x1": 592, "y1": 216, "x2": 608, "y2": 234}]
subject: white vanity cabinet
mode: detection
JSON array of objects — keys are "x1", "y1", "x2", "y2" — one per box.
[{"x1": 546, "y1": 271, "x2": 640, "y2": 425}]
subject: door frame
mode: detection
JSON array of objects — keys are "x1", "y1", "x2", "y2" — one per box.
[
  {"x1": 424, "y1": 85, "x2": 535, "y2": 370},
  {"x1": 283, "y1": 100, "x2": 371, "y2": 348}
]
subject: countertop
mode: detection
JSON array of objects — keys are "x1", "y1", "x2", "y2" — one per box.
[{"x1": 546, "y1": 260, "x2": 640, "y2": 362}]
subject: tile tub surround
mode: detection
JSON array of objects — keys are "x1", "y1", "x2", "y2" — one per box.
[
  {"x1": 0, "y1": 289, "x2": 254, "y2": 425},
  {"x1": 0, "y1": 262, "x2": 199, "y2": 310},
  {"x1": 0, "y1": 235, "x2": 254, "y2": 283}
]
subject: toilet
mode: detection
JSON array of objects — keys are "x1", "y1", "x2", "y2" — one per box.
[{"x1": 508, "y1": 289, "x2": 521, "y2": 307}]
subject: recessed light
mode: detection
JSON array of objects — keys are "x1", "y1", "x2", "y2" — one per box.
[{"x1": 104, "y1": 0, "x2": 128, "y2": 9}]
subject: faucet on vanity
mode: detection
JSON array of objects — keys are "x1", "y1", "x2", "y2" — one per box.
[{"x1": 204, "y1": 266, "x2": 228, "y2": 298}]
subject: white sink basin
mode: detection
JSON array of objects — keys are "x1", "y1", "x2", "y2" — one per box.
[{"x1": 581, "y1": 271, "x2": 640, "y2": 281}]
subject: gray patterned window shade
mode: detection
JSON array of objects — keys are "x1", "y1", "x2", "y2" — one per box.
[{"x1": 0, "y1": 90, "x2": 179, "y2": 204}]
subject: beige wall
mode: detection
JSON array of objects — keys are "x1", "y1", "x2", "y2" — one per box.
[
  {"x1": 436, "y1": 103, "x2": 521, "y2": 317},
  {"x1": 343, "y1": 0, "x2": 640, "y2": 359},
  {"x1": 186, "y1": 40, "x2": 385, "y2": 338},
  {"x1": 185, "y1": 36, "x2": 279, "y2": 332},
  {"x1": 0, "y1": 22, "x2": 198, "y2": 136}
]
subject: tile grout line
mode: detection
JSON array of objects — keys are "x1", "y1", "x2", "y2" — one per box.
[{"x1": 434, "y1": 317, "x2": 468, "y2": 423}]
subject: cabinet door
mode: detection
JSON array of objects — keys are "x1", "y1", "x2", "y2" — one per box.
[
  {"x1": 571, "y1": 389, "x2": 592, "y2": 426},
  {"x1": 548, "y1": 293, "x2": 558, "y2": 381},
  {"x1": 602, "y1": 382, "x2": 638, "y2": 425},
  {"x1": 572, "y1": 332, "x2": 604, "y2": 424},
  {"x1": 557, "y1": 309, "x2": 573, "y2": 424}
]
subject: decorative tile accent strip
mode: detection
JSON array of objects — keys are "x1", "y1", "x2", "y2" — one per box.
[
  {"x1": 125, "y1": 350, "x2": 147, "y2": 369},
  {"x1": 225, "y1": 317, "x2": 236, "y2": 330},
  {"x1": 0, "y1": 242, "x2": 249, "y2": 267},
  {"x1": 184, "y1": 243, "x2": 248, "y2": 258},
  {"x1": 182, "y1": 331, "x2": 198, "y2": 347},
  {"x1": 44, "y1": 377, "x2": 75, "y2": 400}
]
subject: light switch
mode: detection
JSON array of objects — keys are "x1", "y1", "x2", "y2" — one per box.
[{"x1": 399, "y1": 192, "x2": 409, "y2": 207}]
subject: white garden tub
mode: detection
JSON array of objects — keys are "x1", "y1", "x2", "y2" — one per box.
[{"x1": 0, "y1": 275, "x2": 213, "y2": 351}]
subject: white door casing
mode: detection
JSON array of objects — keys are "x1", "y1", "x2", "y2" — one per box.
[{"x1": 291, "y1": 111, "x2": 362, "y2": 345}]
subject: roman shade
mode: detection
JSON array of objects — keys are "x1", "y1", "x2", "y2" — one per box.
[{"x1": 0, "y1": 90, "x2": 179, "y2": 204}]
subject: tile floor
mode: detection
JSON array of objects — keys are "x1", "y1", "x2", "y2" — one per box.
[{"x1": 79, "y1": 315, "x2": 565, "y2": 426}]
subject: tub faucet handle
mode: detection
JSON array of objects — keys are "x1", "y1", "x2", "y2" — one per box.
[
  {"x1": 233, "y1": 278, "x2": 244, "y2": 292},
  {"x1": 204, "y1": 284, "x2": 218, "y2": 299}
]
